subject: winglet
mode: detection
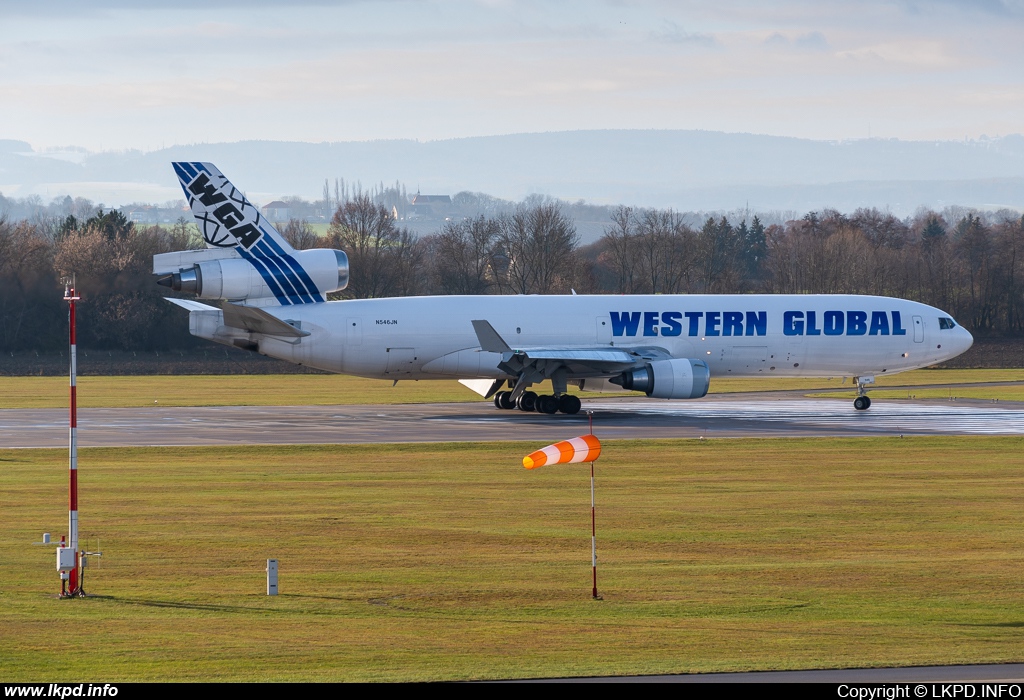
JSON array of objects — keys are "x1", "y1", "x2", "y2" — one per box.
[{"x1": 471, "y1": 320, "x2": 512, "y2": 353}]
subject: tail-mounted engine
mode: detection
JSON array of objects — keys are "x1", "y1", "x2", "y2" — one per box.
[
  {"x1": 156, "y1": 248, "x2": 348, "y2": 302},
  {"x1": 611, "y1": 358, "x2": 710, "y2": 399}
]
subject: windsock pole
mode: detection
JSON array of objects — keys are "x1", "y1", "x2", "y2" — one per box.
[
  {"x1": 65, "y1": 282, "x2": 81, "y2": 597},
  {"x1": 590, "y1": 460, "x2": 598, "y2": 599},
  {"x1": 588, "y1": 411, "x2": 599, "y2": 600},
  {"x1": 522, "y1": 425, "x2": 603, "y2": 599}
]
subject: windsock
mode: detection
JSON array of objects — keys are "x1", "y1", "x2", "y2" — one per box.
[{"x1": 523, "y1": 435, "x2": 601, "y2": 469}]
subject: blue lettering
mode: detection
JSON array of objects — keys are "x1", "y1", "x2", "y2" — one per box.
[
  {"x1": 806, "y1": 311, "x2": 821, "y2": 336},
  {"x1": 745, "y1": 311, "x2": 767, "y2": 336},
  {"x1": 824, "y1": 310, "x2": 844, "y2": 336},
  {"x1": 705, "y1": 311, "x2": 721, "y2": 336},
  {"x1": 892, "y1": 311, "x2": 907, "y2": 336},
  {"x1": 661, "y1": 311, "x2": 683, "y2": 337},
  {"x1": 610, "y1": 311, "x2": 641, "y2": 337},
  {"x1": 643, "y1": 311, "x2": 659, "y2": 336},
  {"x1": 848, "y1": 311, "x2": 868, "y2": 336},
  {"x1": 685, "y1": 311, "x2": 702, "y2": 336},
  {"x1": 869, "y1": 311, "x2": 890, "y2": 336},
  {"x1": 784, "y1": 311, "x2": 804, "y2": 336},
  {"x1": 723, "y1": 311, "x2": 743, "y2": 337}
]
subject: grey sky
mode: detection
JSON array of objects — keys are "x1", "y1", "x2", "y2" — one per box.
[{"x1": 1, "y1": 0, "x2": 1021, "y2": 152}]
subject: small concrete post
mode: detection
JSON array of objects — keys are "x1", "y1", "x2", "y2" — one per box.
[{"x1": 266, "y1": 559, "x2": 278, "y2": 596}]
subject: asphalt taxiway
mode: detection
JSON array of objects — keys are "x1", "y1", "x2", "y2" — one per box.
[
  {"x1": 541, "y1": 662, "x2": 1024, "y2": 683},
  {"x1": 2, "y1": 393, "x2": 1023, "y2": 448}
]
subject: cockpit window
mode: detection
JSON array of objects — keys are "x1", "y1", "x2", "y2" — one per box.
[{"x1": 939, "y1": 317, "x2": 956, "y2": 330}]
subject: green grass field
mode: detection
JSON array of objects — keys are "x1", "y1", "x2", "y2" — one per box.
[
  {"x1": 3, "y1": 437, "x2": 1024, "y2": 681},
  {"x1": 2, "y1": 369, "x2": 1023, "y2": 409}
]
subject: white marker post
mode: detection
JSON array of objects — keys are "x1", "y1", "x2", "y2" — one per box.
[{"x1": 267, "y1": 559, "x2": 278, "y2": 595}]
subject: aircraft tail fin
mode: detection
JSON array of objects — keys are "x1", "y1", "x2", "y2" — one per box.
[
  {"x1": 169, "y1": 162, "x2": 335, "y2": 306},
  {"x1": 172, "y1": 162, "x2": 293, "y2": 254}
]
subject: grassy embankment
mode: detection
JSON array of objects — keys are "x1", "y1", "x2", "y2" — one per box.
[
  {"x1": 2, "y1": 369, "x2": 1024, "y2": 409},
  {"x1": 2, "y1": 437, "x2": 1023, "y2": 681}
]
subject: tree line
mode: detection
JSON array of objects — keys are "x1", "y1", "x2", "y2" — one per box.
[{"x1": 1, "y1": 195, "x2": 1022, "y2": 355}]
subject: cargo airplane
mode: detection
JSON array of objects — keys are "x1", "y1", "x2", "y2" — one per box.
[{"x1": 155, "y1": 163, "x2": 974, "y2": 415}]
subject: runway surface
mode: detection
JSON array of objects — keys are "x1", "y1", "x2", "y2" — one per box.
[
  {"x1": 541, "y1": 662, "x2": 1024, "y2": 683},
  {"x1": 3, "y1": 394, "x2": 1024, "y2": 448}
]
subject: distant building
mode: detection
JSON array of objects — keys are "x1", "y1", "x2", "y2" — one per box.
[
  {"x1": 120, "y1": 204, "x2": 190, "y2": 225},
  {"x1": 262, "y1": 201, "x2": 291, "y2": 222},
  {"x1": 402, "y1": 193, "x2": 452, "y2": 221},
  {"x1": 125, "y1": 206, "x2": 158, "y2": 224},
  {"x1": 411, "y1": 194, "x2": 451, "y2": 207}
]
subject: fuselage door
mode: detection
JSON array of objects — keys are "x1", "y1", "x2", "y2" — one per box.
[
  {"x1": 347, "y1": 317, "x2": 362, "y2": 346},
  {"x1": 913, "y1": 315, "x2": 924, "y2": 343},
  {"x1": 596, "y1": 315, "x2": 611, "y2": 344},
  {"x1": 385, "y1": 347, "x2": 417, "y2": 374}
]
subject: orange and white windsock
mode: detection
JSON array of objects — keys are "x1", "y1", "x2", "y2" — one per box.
[{"x1": 523, "y1": 434, "x2": 602, "y2": 469}]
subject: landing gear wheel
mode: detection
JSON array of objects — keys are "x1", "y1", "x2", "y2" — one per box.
[
  {"x1": 557, "y1": 394, "x2": 582, "y2": 415},
  {"x1": 496, "y1": 391, "x2": 515, "y2": 409},
  {"x1": 537, "y1": 394, "x2": 559, "y2": 414},
  {"x1": 516, "y1": 391, "x2": 538, "y2": 412},
  {"x1": 854, "y1": 395, "x2": 871, "y2": 411}
]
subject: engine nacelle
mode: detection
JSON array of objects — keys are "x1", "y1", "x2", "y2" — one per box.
[
  {"x1": 612, "y1": 358, "x2": 710, "y2": 399},
  {"x1": 159, "y1": 248, "x2": 348, "y2": 301}
]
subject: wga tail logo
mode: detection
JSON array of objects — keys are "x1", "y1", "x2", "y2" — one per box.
[{"x1": 187, "y1": 172, "x2": 264, "y2": 250}]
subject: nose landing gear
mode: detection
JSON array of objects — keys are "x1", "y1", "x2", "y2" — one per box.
[{"x1": 853, "y1": 375, "x2": 875, "y2": 410}]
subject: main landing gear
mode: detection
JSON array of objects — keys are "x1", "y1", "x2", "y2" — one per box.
[
  {"x1": 493, "y1": 390, "x2": 582, "y2": 415},
  {"x1": 853, "y1": 395, "x2": 872, "y2": 411}
]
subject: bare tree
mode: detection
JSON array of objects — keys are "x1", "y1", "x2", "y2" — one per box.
[
  {"x1": 326, "y1": 194, "x2": 421, "y2": 298},
  {"x1": 599, "y1": 207, "x2": 642, "y2": 293},
  {"x1": 495, "y1": 201, "x2": 579, "y2": 295},
  {"x1": 283, "y1": 219, "x2": 320, "y2": 250},
  {"x1": 635, "y1": 208, "x2": 693, "y2": 294},
  {"x1": 427, "y1": 215, "x2": 500, "y2": 294}
]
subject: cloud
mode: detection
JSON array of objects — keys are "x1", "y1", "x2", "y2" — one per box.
[
  {"x1": 1, "y1": 0, "x2": 1022, "y2": 149},
  {"x1": 794, "y1": 31, "x2": 830, "y2": 51},
  {"x1": 763, "y1": 31, "x2": 830, "y2": 52},
  {"x1": 650, "y1": 20, "x2": 719, "y2": 48}
]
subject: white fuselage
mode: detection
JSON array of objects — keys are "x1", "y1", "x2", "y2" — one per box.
[{"x1": 190, "y1": 294, "x2": 974, "y2": 385}]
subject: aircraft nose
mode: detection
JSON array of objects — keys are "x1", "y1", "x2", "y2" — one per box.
[{"x1": 960, "y1": 326, "x2": 974, "y2": 354}]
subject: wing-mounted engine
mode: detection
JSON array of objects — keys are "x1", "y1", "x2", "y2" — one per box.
[
  {"x1": 155, "y1": 248, "x2": 348, "y2": 304},
  {"x1": 611, "y1": 358, "x2": 711, "y2": 399}
]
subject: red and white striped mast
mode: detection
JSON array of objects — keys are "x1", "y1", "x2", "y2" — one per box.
[
  {"x1": 588, "y1": 411, "x2": 599, "y2": 600},
  {"x1": 63, "y1": 280, "x2": 81, "y2": 597}
]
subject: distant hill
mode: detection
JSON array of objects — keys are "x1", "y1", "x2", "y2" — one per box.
[{"x1": 1, "y1": 130, "x2": 1022, "y2": 216}]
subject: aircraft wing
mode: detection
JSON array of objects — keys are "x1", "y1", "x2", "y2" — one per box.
[
  {"x1": 470, "y1": 319, "x2": 670, "y2": 399},
  {"x1": 506, "y1": 346, "x2": 638, "y2": 367}
]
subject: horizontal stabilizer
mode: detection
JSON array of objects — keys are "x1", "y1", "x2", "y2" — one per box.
[
  {"x1": 222, "y1": 303, "x2": 310, "y2": 338},
  {"x1": 164, "y1": 298, "x2": 219, "y2": 312}
]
